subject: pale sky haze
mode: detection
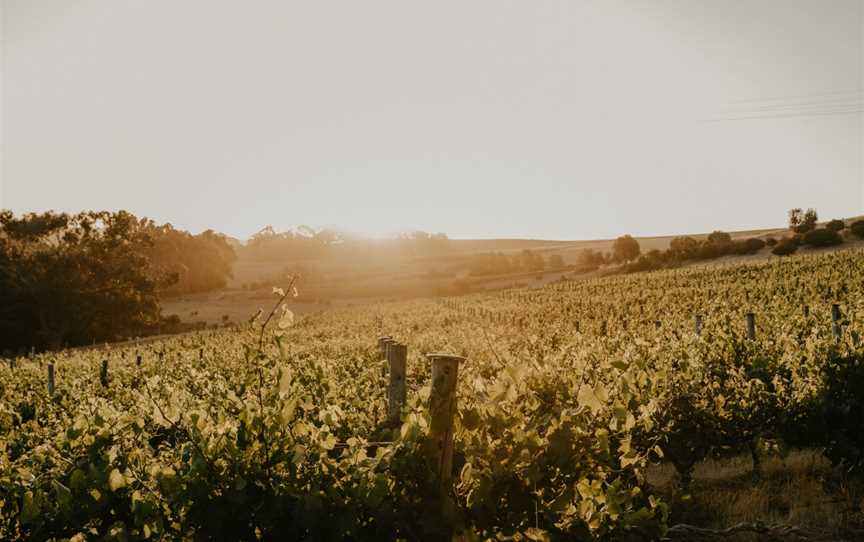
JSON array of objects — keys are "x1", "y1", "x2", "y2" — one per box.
[{"x1": 1, "y1": 1, "x2": 862, "y2": 240}]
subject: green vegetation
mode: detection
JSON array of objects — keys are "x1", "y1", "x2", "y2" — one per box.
[
  {"x1": 2, "y1": 249, "x2": 864, "y2": 540},
  {"x1": 0, "y1": 211, "x2": 236, "y2": 352}
]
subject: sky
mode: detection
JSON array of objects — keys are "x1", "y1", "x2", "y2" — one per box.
[{"x1": 1, "y1": 1, "x2": 862, "y2": 240}]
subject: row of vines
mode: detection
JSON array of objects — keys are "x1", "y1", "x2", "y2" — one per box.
[{"x1": 1, "y1": 250, "x2": 863, "y2": 540}]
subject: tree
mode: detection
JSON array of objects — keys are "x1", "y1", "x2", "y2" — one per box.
[
  {"x1": 801, "y1": 228, "x2": 843, "y2": 248},
  {"x1": 851, "y1": 220, "x2": 864, "y2": 239},
  {"x1": 794, "y1": 208, "x2": 819, "y2": 234},
  {"x1": 668, "y1": 236, "x2": 700, "y2": 261},
  {"x1": 612, "y1": 235, "x2": 640, "y2": 263},
  {"x1": 772, "y1": 238, "x2": 798, "y2": 256},
  {"x1": 826, "y1": 219, "x2": 846, "y2": 232},
  {"x1": 788, "y1": 208, "x2": 803, "y2": 230},
  {"x1": 146, "y1": 224, "x2": 237, "y2": 295},
  {"x1": 707, "y1": 230, "x2": 732, "y2": 245},
  {"x1": 0, "y1": 210, "x2": 174, "y2": 350}
]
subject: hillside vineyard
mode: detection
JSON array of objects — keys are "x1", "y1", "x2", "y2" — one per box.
[{"x1": 1, "y1": 250, "x2": 862, "y2": 540}]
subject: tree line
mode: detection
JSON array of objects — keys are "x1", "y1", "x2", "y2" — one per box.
[
  {"x1": 577, "y1": 209, "x2": 863, "y2": 275},
  {"x1": 0, "y1": 210, "x2": 236, "y2": 352}
]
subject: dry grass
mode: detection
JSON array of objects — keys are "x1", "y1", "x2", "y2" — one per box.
[{"x1": 646, "y1": 450, "x2": 864, "y2": 540}]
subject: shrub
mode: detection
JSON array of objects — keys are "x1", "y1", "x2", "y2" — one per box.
[
  {"x1": 801, "y1": 228, "x2": 843, "y2": 248},
  {"x1": 826, "y1": 219, "x2": 846, "y2": 232},
  {"x1": 765, "y1": 237, "x2": 777, "y2": 247},
  {"x1": 851, "y1": 220, "x2": 864, "y2": 239},
  {"x1": 772, "y1": 239, "x2": 798, "y2": 256},
  {"x1": 732, "y1": 238, "x2": 765, "y2": 255},
  {"x1": 707, "y1": 230, "x2": 732, "y2": 245}
]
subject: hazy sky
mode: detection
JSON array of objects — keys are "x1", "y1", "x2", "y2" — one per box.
[{"x1": 1, "y1": 1, "x2": 862, "y2": 240}]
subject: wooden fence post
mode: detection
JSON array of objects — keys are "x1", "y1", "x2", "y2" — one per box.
[
  {"x1": 746, "y1": 313, "x2": 756, "y2": 340},
  {"x1": 136, "y1": 353, "x2": 142, "y2": 367},
  {"x1": 378, "y1": 336, "x2": 392, "y2": 359},
  {"x1": 803, "y1": 305, "x2": 810, "y2": 318},
  {"x1": 694, "y1": 314, "x2": 703, "y2": 336},
  {"x1": 426, "y1": 353, "x2": 465, "y2": 496},
  {"x1": 47, "y1": 363, "x2": 55, "y2": 396},
  {"x1": 832, "y1": 304, "x2": 842, "y2": 340},
  {"x1": 100, "y1": 359, "x2": 109, "y2": 387},
  {"x1": 388, "y1": 343, "x2": 408, "y2": 422}
]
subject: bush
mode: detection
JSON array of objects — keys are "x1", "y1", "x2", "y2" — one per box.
[
  {"x1": 765, "y1": 237, "x2": 777, "y2": 246},
  {"x1": 801, "y1": 228, "x2": 843, "y2": 248},
  {"x1": 826, "y1": 219, "x2": 846, "y2": 232},
  {"x1": 731, "y1": 238, "x2": 765, "y2": 255},
  {"x1": 851, "y1": 220, "x2": 864, "y2": 239},
  {"x1": 772, "y1": 239, "x2": 798, "y2": 256}
]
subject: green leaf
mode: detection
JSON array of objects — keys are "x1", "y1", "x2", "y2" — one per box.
[
  {"x1": 577, "y1": 385, "x2": 602, "y2": 413},
  {"x1": 21, "y1": 491, "x2": 40, "y2": 524},
  {"x1": 108, "y1": 469, "x2": 126, "y2": 491}
]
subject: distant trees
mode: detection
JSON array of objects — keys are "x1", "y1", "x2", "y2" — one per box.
[
  {"x1": 0, "y1": 210, "x2": 174, "y2": 350},
  {"x1": 668, "y1": 236, "x2": 701, "y2": 260},
  {"x1": 577, "y1": 249, "x2": 608, "y2": 267},
  {"x1": 801, "y1": 228, "x2": 843, "y2": 248},
  {"x1": 612, "y1": 235, "x2": 640, "y2": 262},
  {"x1": 772, "y1": 238, "x2": 798, "y2": 256},
  {"x1": 826, "y1": 219, "x2": 846, "y2": 232},
  {"x1": 789, "y1": 208, "x2": 818, "y2": 234},
  {"x1": 146, "y1": 224, "x2": 237, "y2": 295},
  {"x1": 851, "y1": 220, "x2": 864, "y2": 239},
  {"x1": 467, "y1": 249, "x2": 559, "y2": 276}
]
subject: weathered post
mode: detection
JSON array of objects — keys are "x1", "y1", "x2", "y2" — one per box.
[
  {"x1": 426, "y1": 353, "x2": 465, "y2": 496},
  {"x1": 832, "y1": 304, "x2": 842, "y2": 340},
  {"x1": 746, "y1": 313, "x2": 756, "y2": 340},
  {"x1": 100, "y1": 359, "x2": 109, "y2": 387},
  {"x1": 377, "y1": 336, "x2": 392, "y2": 359},
  {"x1": 136, "y1": 353, "x2": 142, "y2": 367},
  {"x1": 803, "y1": 305, "x2": 810, "y2": 318},
  {"x1": 47, "y1": 363, "x2": 55, "y2": 396},
  {"x1": 387, "y1": 343, "x2": 408, "y2": 422},
  {"x1": 694, "y1": 314, "x2": 703, "y2": 337},
  {"x1": 199, "y1": 348, "x2": 204, "y2": 361}
]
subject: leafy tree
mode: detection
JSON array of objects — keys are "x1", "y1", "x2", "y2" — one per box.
[
  {"x1": 794, "y1": 208, "x2": 819, "y2": 234},
  {"x1": 772, "y1": 238, "x2": 798, "y2": 256},
  {"x1": 146, "y1": 224, "x2": 237, "y2": 295},
  {"x1": 0, "y1": 210, "x2": 174, "y2": 350},
  {"x1": 668, "y1": 236, "x2": 700, "y2": 261},
  {"x1": 801, "y1": 228, "x2": 843, "y2": 248},
  {"x1": 612, "y1": 235, "x2": 640, "y2": 263},
  {"x1": 826, "y1": 219, "x2": 846, "y2": 232},
  {"x1": 707, "y1": 230, "x2": 732, "y2": 245},
  {"x1": 788, "y1": 208, "x2": 803, "y2": 230},
  {"x1": 851, "y1": 220, "x2": 864, "y2": 239}
]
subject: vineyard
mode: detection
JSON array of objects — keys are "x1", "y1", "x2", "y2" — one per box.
[{"x1": 2, "y1": 249, "x2": 864, "y2": 541}]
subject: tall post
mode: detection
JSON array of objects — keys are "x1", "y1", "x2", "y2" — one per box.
[
  {"x1": 136, "y1": 353, "x2": 142, "y2": 367},
  {"x1": 803, "y1": 305, "x2": 810, "y2": 318},
  {"x1": 100, "y1": 359, "x2": 109, "y2": 387},
  {"x1": 378, "y1": 336, "x2": 392, "y2": 359},
  {"x1": 746, "y1": 313, "x2": 756, "y2": 340},
  {"x1": 832, "y1": 304, "x2": 842, "y2": 340},
  {"x1": 47, "y1": 363, "x2": 55, "y2": 396},
  {"x1": 426, "y1": 353, "x2": 465, "y2": 496},
  {"x1": 694, "y1": 314, "x2": 703, "y2": 337},
  {"x1": 388, "y1": 343, "x2": 408, "y2": 422}
]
